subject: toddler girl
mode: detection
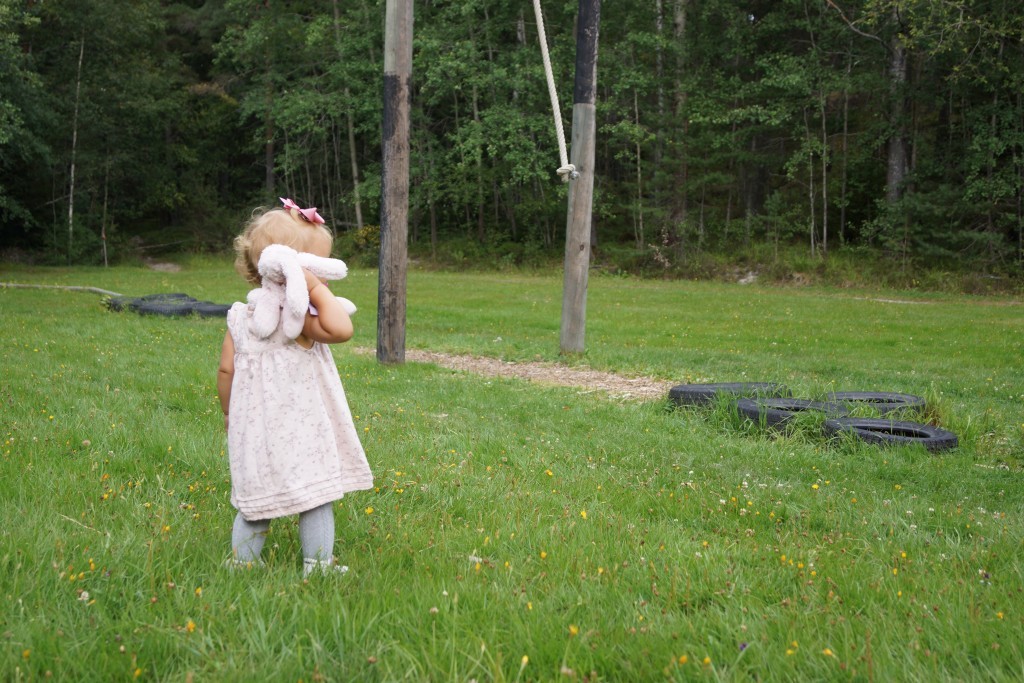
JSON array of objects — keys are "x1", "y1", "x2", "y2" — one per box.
[{"x1": 217, "y1": 198, "x2": 372, "y2": 576}]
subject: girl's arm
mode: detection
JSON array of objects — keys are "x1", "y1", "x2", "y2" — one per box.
[
  {"x1": 217, "y1": 331, "x2": 235, "y2": 429},
  {"x1": 302, "y1": 269, "x2": 354, "y2": 344}
]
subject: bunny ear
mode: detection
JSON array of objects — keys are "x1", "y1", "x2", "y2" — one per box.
[
  {"x1": 248, "y1": 285, "x2": 283, "y2": 339},
  {"x1": 280, "y1": 255, "x2": 310, "y2": 340},
  {"x1": 296, "y1": 252, "x2": 348, "y2": 281}
]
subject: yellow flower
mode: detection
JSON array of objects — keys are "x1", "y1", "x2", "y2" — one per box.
[
  {"x1": 365, "y1": 507, "x2": 374, "y2": 515},
  {"x1": 580, "y1": 510, "x2": 587, "y2": 520},
  {"x1": 678, "y1": 655, "x2": 688, "y2": 665},
  {"x1": 520, "y1": 655, "x2": 529, "y2": 668},
  {"x1": 702, "y1": 656, "x2": 711, "y2": 666},
  {"x1": 822, "y1": 648, "x2": 835, "y2": 657},
  {"x1": 194, "y1": 587, "x2": 203, "y2": 597},
  {"x1": 540, "y1": 551, "x2": 547, "y2": 559},
  {"x1": 569, "y1": 624, "x2": 579, "y2": 636},
  {"x1": 186, "y1": 620, "x2": 196, "y2": 633}
]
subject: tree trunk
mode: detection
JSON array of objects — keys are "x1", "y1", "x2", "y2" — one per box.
[
  {"x1": 378, "y1": 0, "x2": 413, "y2": 364},
  {"x1": 346, "y1": 89, "x2": 364, "y2": 229},
  {"x1": 885, "y1": 11, "x2": 908, "y2": 204},
  {"x1": 634, "y1": 89, "x2": 644, "y2": 250},
  {"x1": 561, "y1": 0, "x2": 600, "y2": 355},
  {"x1": 67, "y1": 36, "x2": 84, "y2": 265},
  {"x1": 472, "y1": 84, "x2": 485, "y2": 243},
  {"x1": 670, "y1": 0, "x2": 689, "y2": 234},
  {"x1": 820, "y1": 93, "x2": 829, "y2": 256},
  {"x1": 332, "y1": 0, "x2": 364, "y2": 229},
  {"x1": 839, "y1": 50, "x2": 851, "y2": 244},
  {"x1": 805, "y1": 108, "x2": 817, "y2": 257},
  {"x1": 101, "y1": 158, "x2": 109, "y2": 267}
]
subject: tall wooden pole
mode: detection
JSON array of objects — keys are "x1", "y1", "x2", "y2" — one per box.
[
  {"x1": 560, "y1": 0, "x2": 601, "y2": 354},
  {"x1": 377, "y1": 0, "x2": 413, "y2": 364}
]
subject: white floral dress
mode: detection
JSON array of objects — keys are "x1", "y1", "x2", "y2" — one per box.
[{"x1": 226, "y1": 302, "x2": 373, "y2": 520}]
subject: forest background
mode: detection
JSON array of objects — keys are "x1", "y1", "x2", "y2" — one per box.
[{"x1": 1, "y1": 0, "x2": 1022, "y2": 292}]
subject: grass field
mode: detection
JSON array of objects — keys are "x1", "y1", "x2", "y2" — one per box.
[{"x1": 1, "y1": 259, "x2": 1022, "y2": 681}]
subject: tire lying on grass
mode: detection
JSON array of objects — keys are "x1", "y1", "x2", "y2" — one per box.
[
  {"x1": 735, "y1": 397, "x2": 848, "y2": 429},
  {"x1": 823, "y1": 418, "x2": 958, "y2": 452},
  {"x1": 826, "y1": 391, "x2": 926, "y2": 415},
  {"x1": 106, "y1": 293, "x2": 231, "y2": 318},
  {"x1": 668, "y1": 382, "x2": 790, "y2": 407}
]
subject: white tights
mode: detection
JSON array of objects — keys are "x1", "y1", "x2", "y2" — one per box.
[{"x1": 231, "y1": 502, "x2": 335, "y2": 564}]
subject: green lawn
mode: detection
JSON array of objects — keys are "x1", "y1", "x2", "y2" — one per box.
[{"x1": 1, "y1": 260, "x2": 1022, "y2": 681}]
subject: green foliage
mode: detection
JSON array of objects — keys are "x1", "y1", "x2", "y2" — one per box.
[{"x1": 0, "y1": 0, "x2": 1023, "y2": 277}]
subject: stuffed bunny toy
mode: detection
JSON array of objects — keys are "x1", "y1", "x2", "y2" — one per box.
[{"x1": 247, "y1": 243, "x2": 357, "y2": 340}]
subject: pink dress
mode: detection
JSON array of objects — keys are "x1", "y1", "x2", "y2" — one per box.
[{"x1": 226, "y1": 302, "x2": 373, "y2": 520}]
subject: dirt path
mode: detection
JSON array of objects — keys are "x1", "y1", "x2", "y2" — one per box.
[{"x1": 355, "y1": 347, "x2": 674, "y2": 401}]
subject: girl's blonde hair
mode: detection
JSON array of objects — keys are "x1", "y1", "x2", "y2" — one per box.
[{"x1": 234, "y1": 207, "x2": 333, "y2": 285}]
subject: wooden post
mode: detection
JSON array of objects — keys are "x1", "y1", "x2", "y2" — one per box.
[
  {"x1": 377, "y1": 0, "x2": 413, "y2": 364},
  {"x1": 560, "y1": 0, "x2": 601, "y2": 354}
]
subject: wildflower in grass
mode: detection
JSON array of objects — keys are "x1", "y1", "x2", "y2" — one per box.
[
  {"x1": 365, "y1": 507, "x2": 374, "y2": 515},
  {"x1": 702, "y1": 656, "x2": 711, "y2": 666},
  {"x1": 22, "y1": 649, "x2": 30, "y2": 660},
  {"x1": 823, "y1": 648, "x2": 835, "y2": 657},
  {"x1": 540, "y1": 551, "x2": 547, "y2": 559},
  {"x1": 678, "y1": 655, "x2": 688, "y2": 665},
  {"x1": 545, "y1": 469, "x2": 553, "y2": 477},
  {"x1": 186, "y1": 620, "x2": 196, "y2": 633},
  {"x1": 520, "y1": 655, "x2": 529, "y2": 669},
  {"x1": 580, "y1": 510, "x2": 587, "y2": 520},
  {"x1": 194, "y1": 587, "x2": 202, "y2": 597},
  {"x1": 569, "y1": 624, "x2": 579, "y2": 636},
  {"x1": 812, "y1": 484, "x2": 819, "y2": 490},
  {"x1": 134, "y1": 668, "x2": 142, "y2": 678}
]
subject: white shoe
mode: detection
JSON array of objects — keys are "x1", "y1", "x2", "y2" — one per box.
[{"x1": 303, "y1": 558, "x2": 349, "y2": 577}]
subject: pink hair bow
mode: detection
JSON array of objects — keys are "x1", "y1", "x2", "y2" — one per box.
[{"x1": 280, "y1": 197, "x2": 325, "y2": 225}]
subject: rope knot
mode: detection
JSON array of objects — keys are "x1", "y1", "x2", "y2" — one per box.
[{"x1": 557, "y1": 164, "x2": 579, "y2": 182}]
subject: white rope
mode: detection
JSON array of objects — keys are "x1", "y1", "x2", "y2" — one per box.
[{"x1": 532, "y1": 0, "x2": 578, "y2": 182}]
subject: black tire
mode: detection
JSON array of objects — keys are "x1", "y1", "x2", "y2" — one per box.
[
  {"x1": 136, "y1": 293, "x2": 194, "y2": 303},
  {"x1": 194, "y1": 302, "x2": 232, "y2": 318},
  {"x1": 668, "y1": 382, "x2": 790, "y2": 407},
  {"x1": 106, "y1": 293, "x2": 231, "y2": 318},
  {"x1": 135, "y1": 301, "x2": 198, "y2": 316},
  {"x1": 823, "y1": 417, "x2": 958, "y2": 452},
  {"x1": 826, "y1": 391, "x2": 926, "y2": 415},
  {"x1": 736, "y1": 397, "x2": 848, "y2": 429}
]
